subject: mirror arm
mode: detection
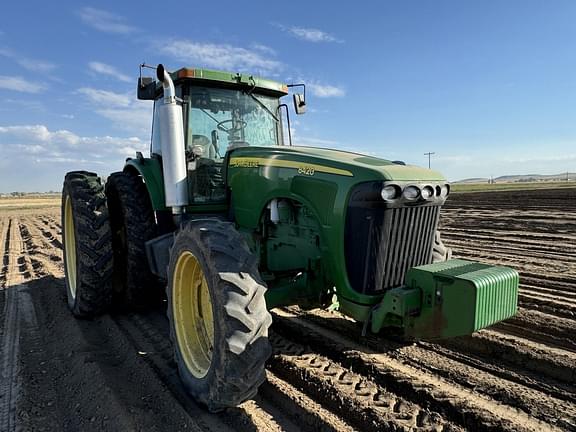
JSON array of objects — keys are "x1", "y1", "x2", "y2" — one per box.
[{"x1": 287, "y1": 83, "x2": 306, "y2": 102}]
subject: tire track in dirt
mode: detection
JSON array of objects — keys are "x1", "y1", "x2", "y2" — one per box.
[
  {"x1": 30, "y1": 215, "x2": 63, "y2": 251},
  {"x1": 0, "y1": 215, "x2": 36, "y2": 432},
  {"x1": 267, "y1": 331, "x2": 459, "y2": 432},
  {"x1": 492, "y1": 309, "x2": 576, "y2": 353},
  {"x1": 17, "y1": 222, "x2": 48, "y2": 280},
  {"x1": 448, "y1": 244, "x2": 575, "y2": 274},
  {"x1": 0, "y1": 217, "x2": 9, "y2": 289},
  {"x1": 113, "y1": 310, "x2": 355, "y2": 432},
  {"x1": 277, "y1": 307, "x2": 573, "y2": 431},
  {"x1": 15, "y1": 217, "x2": 63, "y2": 280},
  {"x1": 20, "y1": 216, "x2": 63, "y2": 276},
  {"x1": 0, "y1": 283, "x2": 21, "y2": 432}
]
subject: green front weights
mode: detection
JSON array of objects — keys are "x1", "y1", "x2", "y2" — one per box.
[{"x1": 371, "y1": 259, "x2": 519, "y2": 339}]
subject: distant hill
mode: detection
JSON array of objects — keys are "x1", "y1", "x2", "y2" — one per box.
[{"x1": 454, "y1": 173, "x2": 576, "y2": 184}]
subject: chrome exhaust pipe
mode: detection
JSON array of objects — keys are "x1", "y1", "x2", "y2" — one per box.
[{"x1": 156, "y1": 64, "x2": 188, "y2": 217}]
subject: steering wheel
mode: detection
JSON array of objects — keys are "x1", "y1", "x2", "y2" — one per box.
[{"x1": 216, "y1": 119, "x2": 247, "y2": 133}]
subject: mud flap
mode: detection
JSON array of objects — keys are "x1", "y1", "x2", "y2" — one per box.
[{"x1": 145, "y1": 233, "x2": 175, "y2": 280}]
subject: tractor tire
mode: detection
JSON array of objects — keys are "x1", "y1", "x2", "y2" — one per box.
[
  {"x1": 167, "y1": 219, "x2": 272, "y2": 412},
  {"x1": 105, "y1": 171, "x2": 160, "y2": 309},
  {"x1": 62, "y1": 171, "x2": 113, "y2": 317},
  {"x1": 432, "y1": 230, "x2": 452, "y2": 263}
]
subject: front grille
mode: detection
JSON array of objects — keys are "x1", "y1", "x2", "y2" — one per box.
[
  {"x1": 345, "y1": 183, "x2": 441, "y2": 294},
  {"x1": 381, "y1": 206, "x2": 439, "y2": 289}
]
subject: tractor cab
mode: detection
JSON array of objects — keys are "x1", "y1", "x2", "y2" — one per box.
[{"x1": 139, "y1": 65, "x2": 303, "y2": 206}]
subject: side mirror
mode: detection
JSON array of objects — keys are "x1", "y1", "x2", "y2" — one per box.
[
  {"x1": 293, "y1": 93, "x2": 306, "y2": 115},
  {"x1": 137, "y1": 77, "x2": 156, "y2": 100}
]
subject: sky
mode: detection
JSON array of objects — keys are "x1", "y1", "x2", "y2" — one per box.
[{"x1": 1, "y1": 0, "x2": 576, "y2": 192}]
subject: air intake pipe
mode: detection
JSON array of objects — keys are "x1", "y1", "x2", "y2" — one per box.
[{"x1": 156, "y1": 64, "x2": 188, "y2": 218}]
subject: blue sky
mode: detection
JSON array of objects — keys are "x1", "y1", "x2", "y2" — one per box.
[{"x1": 1, "y1": 0, "x2": 576, "y2": 192}]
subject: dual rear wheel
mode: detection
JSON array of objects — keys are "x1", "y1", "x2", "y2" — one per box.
[
  {"x1": 62, "y1": 172, "x2": 272, "y2": 411},
  {"x1": 62, "y1": 171, "x2": 113, "y2": 317}
]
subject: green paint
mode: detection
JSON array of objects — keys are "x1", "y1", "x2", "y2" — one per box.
[
  {"x1": 227, "y1": 145, "x2": 447, "y2": 307},
  {"x1": 124, "y1": 157, "x2": 167, "y2": 210},
  {"x1": 370, "y1": 259, "x2": 519, "y2": 339}
]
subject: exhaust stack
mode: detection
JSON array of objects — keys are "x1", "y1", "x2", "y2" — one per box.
[{"x1": 156, "y1": 64, "x2": 188, "y2": 217}]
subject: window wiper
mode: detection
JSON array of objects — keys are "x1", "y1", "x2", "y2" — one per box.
[
  {"x1": 200, "y1": 108, "x2": 222, "y2": 125},
  {"x1": 245, "y1": 92, "x2": 279, "y2": 123}
]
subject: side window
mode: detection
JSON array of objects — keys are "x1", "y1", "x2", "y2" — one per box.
[
  {"x1": 188, "y1": 106, "x2": 227, "y2": 161},
  {"x1": 186, "y1": 102, "x2": 226, "y2": 204}
]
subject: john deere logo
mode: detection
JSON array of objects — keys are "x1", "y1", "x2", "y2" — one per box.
[
  {"x1": 229, "y1": 157, "x2": 353, "y2": 177},
  {"x1": 230, "y1": 158, "x2": 259, "y2": 168}
]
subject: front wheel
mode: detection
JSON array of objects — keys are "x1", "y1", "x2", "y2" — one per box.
[{"x1": 167, "y1": 220, "x2": 272, "y2": 412}]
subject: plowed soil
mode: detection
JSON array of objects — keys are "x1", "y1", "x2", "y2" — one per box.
[{"x1": 0, "y1": 188, "x2": 574, "y2": 431}]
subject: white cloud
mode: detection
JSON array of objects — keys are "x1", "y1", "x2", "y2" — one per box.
[
  {"x1": 308, "y1": 81, "x2": 345, "y2": 98},
  {"x1": 96, "y1": 105, "x2": 151, "y2": 135},
  {"x1": 88, "y1": 61, "x2": 131, "y2": 82},
  {"x1": 250, "y1": 43, "x2": 276, "y2": 55},
  {"x1": 0, "y1": 48, "x2": 56, "y2": 73},
  {"x1": 502, "y1": 153, "x2": 576, "y2": 164},
  {"x1": 435, "y1": 155, "x2": 473, "y2": 163},
  {"x1": 274, "y1": 24, "x2": 342, "y2": 43},
  {"x1": 294, "y1": 136, "x2": 339, "y2": 147},
  {"x1": 0, "y1": 124, "x2": 146, "y2": 161},
  {"x1": 159, "y1": 39, "x2": 282, "y2": 72},
  {"x1": 0, "y1": 125, "x2": 79, "y2": 147},
  {"x1": 0, "y1": 75, "x2": 46, "y2": 93},
  {"x1": 78, "y1": 7, "x2": 137, "y2": 34},
  {"x1": 16, "y1": 58, "x2": 56, "y2": 73},
  {"x1": 0, "y1": 98, "x2": 45, "y2": 112},
  {"x1": 77, "y1": 87, "x2": 131, "y2": 107},
  {"x1": 77, "y1": 87, "x2": 152, "y2": 136}
]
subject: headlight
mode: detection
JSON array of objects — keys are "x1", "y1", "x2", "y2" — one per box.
[
  {"x1": 421, "y1": 186, "x2": 434, "y2": 200},
  {"x1": 439, "y1": 184, "x2": 450, "y2": 198},
  {"x1": 381, "y1": 184, "x2": 400, "y2": 200},
  {"x1": 403, "y1": 186, "x2": 420, "y2": 200}
]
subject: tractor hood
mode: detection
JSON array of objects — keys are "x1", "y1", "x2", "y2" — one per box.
[{"x1": 229, "y1": 145, "x2": 446, "y2": 182}]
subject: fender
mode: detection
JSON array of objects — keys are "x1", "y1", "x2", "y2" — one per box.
[{"x1": 124, "y1": 157, "x2": 167, "y2": 211}]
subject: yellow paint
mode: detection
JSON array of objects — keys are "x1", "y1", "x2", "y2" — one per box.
[
  {"x1": 64, "y1": 195, "x2": 77, "y2": 299},
  {"x1": 229, "y1": 157, "x2": 354, "y2": 177},
  {"x1": 172, "y1": 251, "x2": 214, "y2": 379}
]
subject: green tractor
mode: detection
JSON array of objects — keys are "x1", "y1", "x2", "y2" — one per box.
[{"x1": 62, "y1": 64, "x2": 519, "y2": 412}]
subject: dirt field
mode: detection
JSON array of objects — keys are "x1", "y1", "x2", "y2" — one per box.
[{"x1": 1, "y1": 188, "x2": 575, "y2": 431}]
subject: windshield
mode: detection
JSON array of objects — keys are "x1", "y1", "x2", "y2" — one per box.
[{"x1": 185, "y1": 86, "x2": 281, "y2": 160}]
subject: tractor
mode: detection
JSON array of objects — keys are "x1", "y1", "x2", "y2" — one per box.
[{"x1": 62, "y1": 64, "x2": 519, "y2": 412}]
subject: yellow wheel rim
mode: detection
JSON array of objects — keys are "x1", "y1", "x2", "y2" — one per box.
[
  {"x1": 64, "y1": 195, "x2": 77, "y2": 299},
  {"x1": 172, "y1": 251, "x2": 214, "y2": 378}
]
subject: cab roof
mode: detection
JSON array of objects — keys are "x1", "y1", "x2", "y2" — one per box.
[{"x1": 171, "y1": 67, "x2": 289, "y2": 97}]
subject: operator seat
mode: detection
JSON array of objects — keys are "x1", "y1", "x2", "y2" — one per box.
[{"x1": 188, "y1": 134, "x2": 214, "y2": 160}]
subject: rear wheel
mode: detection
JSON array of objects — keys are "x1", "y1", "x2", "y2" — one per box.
[
  {"x1": 62, "y1": 171, "x2": 113, "y2": 317},
  {"x1": 106, "y1": 172, "x2": 159, "y2": 308},
  {"x1": 167, "y1": 220, "x2": 272, "y2": 412}
]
